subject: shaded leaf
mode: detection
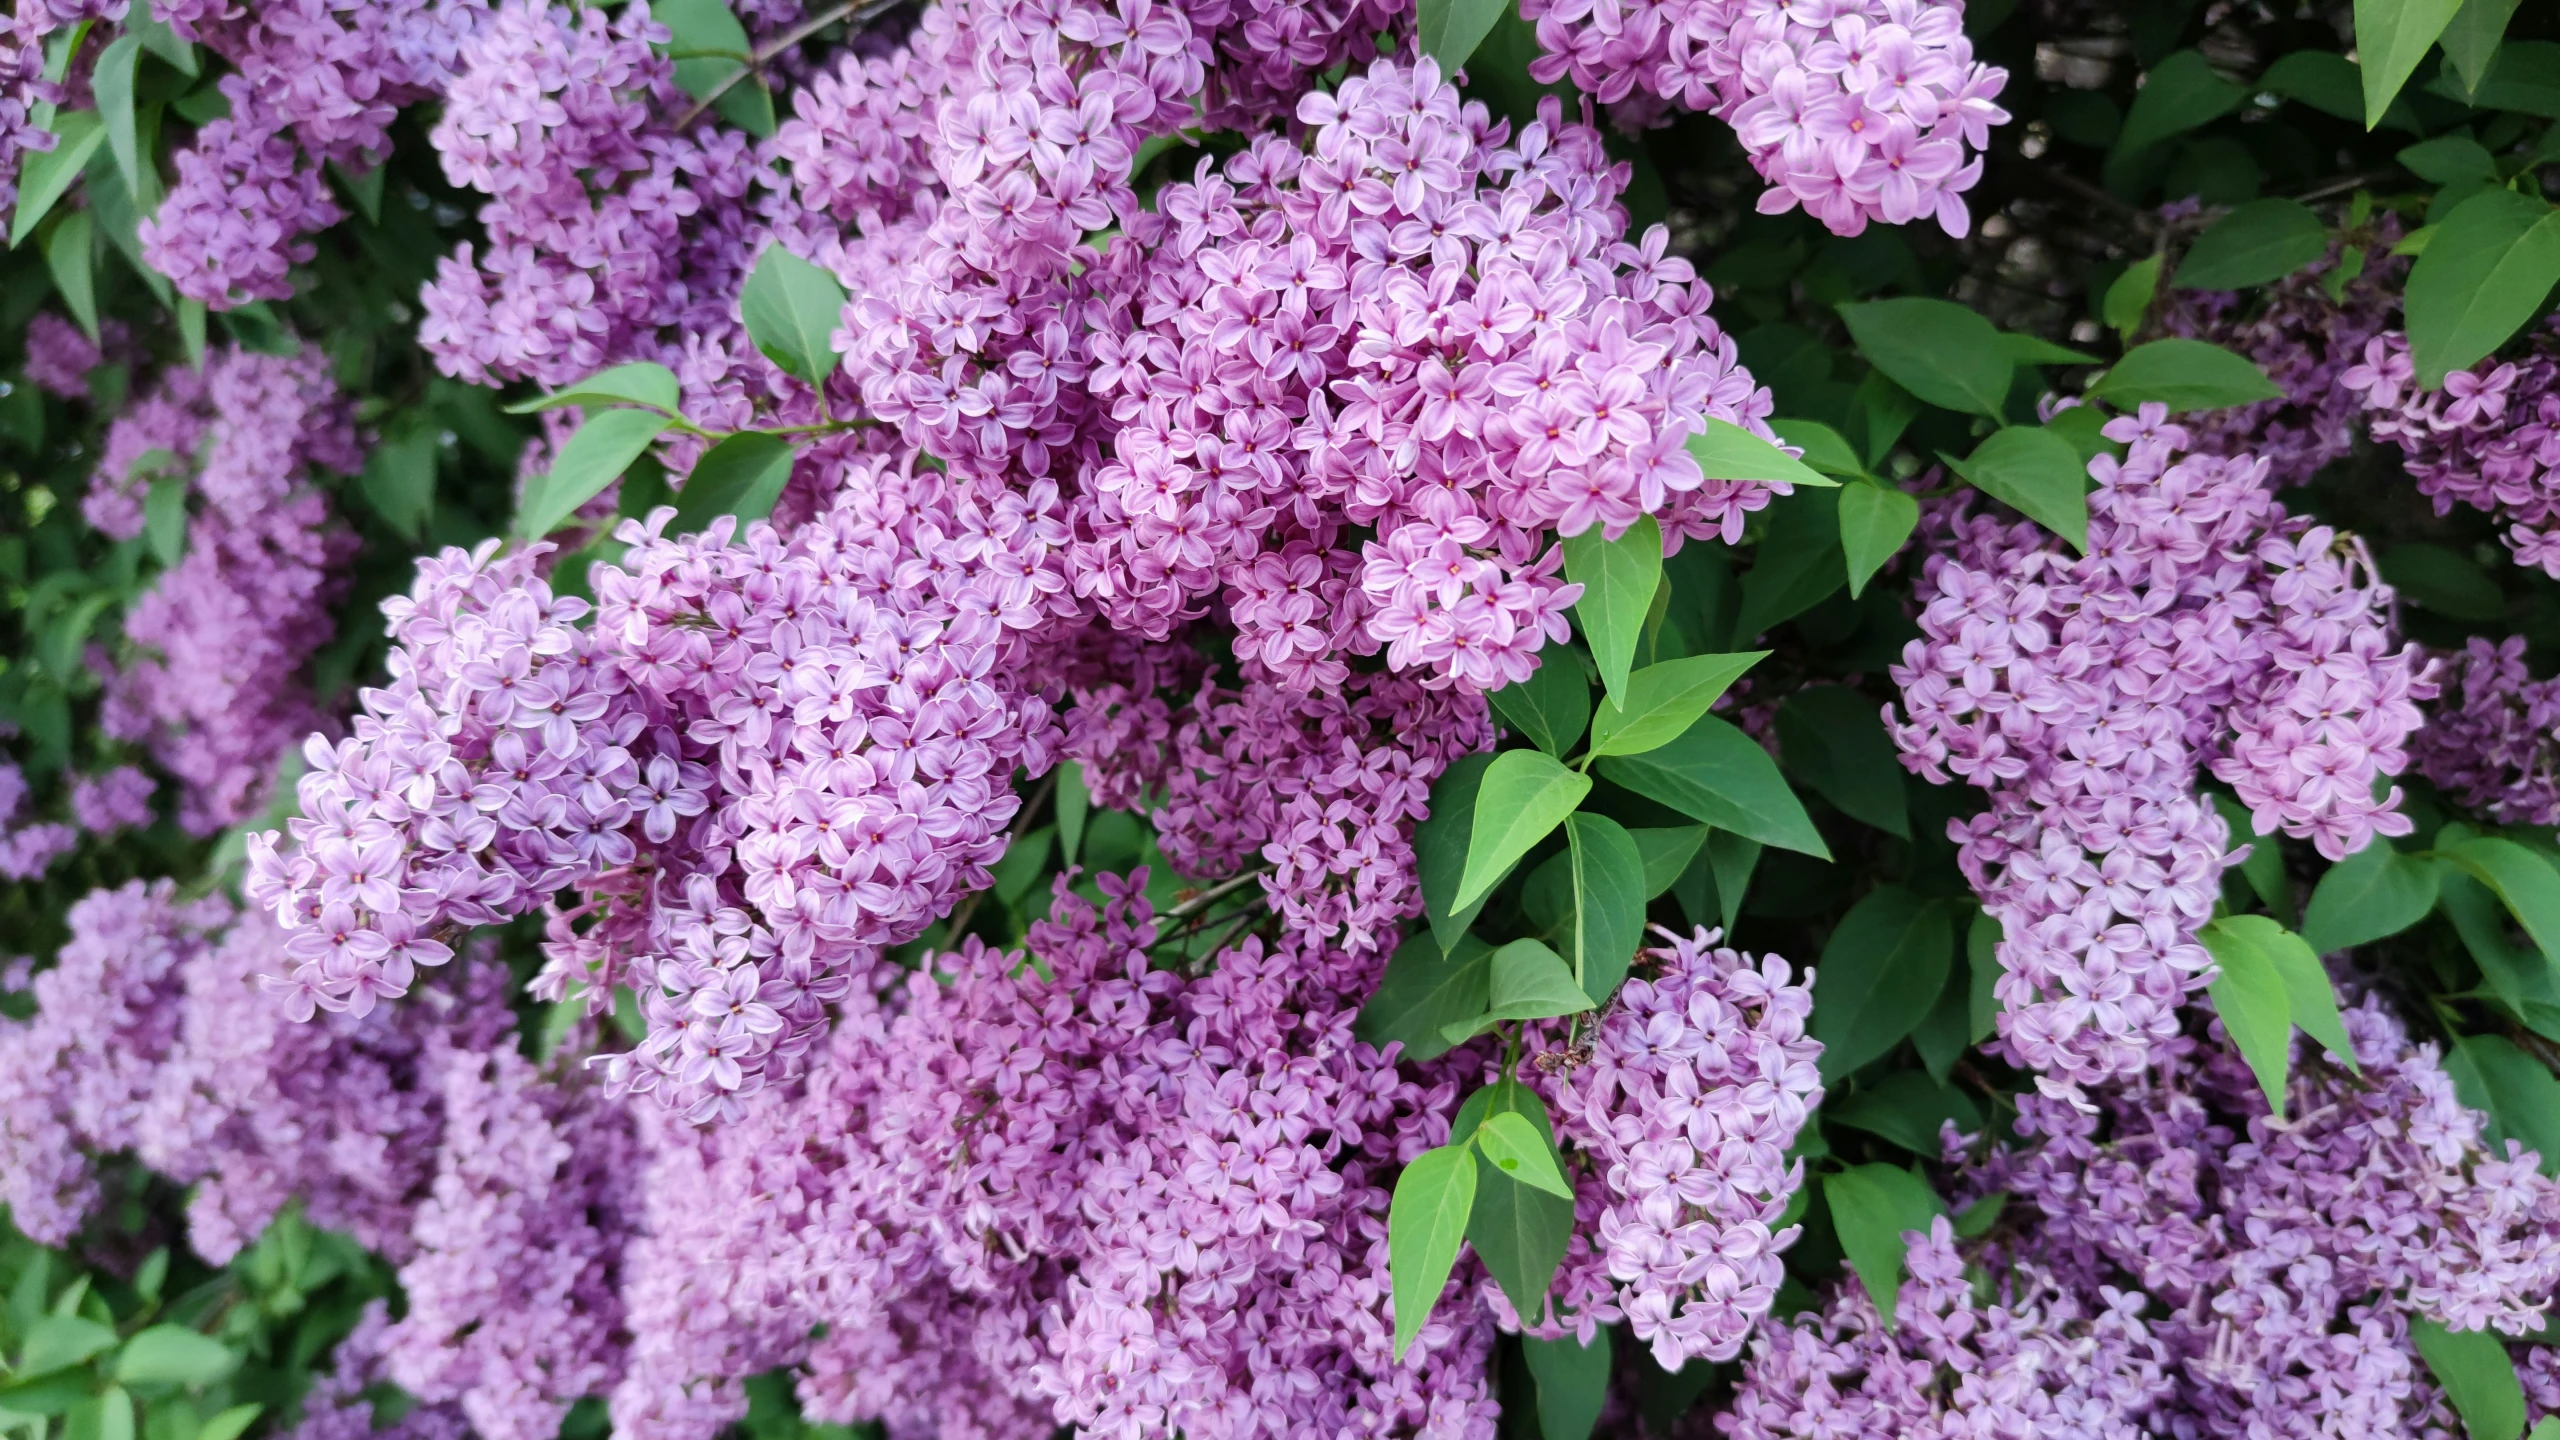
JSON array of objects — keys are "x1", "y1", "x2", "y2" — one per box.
[
  {"x1": 1524, "y1": 1331, "x2": 1612, "y2": 1440},
  {"x1": 2300, "y1": 842, "x2": 2439, "y2": 954},
  {"x1": 1418, "y1": 753, "x2": 1497, "y2": 949},
  {"x1": 1490, "y1": 654, "x2": 1593, "y2": 758},
  {"x1": 1824, "y1": 1164, "x2": 1944, "y2": 1328},
  {"x1": 2175, "y1": 198, "x2": 2328, "y2": 289},
  {"x1": 1815, "y1": 887, "x2": 1953, "y2": 1081},
  {"x1": 1775, "y1": 685, "x2": 1910, "y2": 839},
  {"x1": 2412, "y1": 1316, "x2": 2527, "y2": 1440},
  {"x1": 671, "y1": 432, "x2": 796, "y2": 536},
  {"x1": 1838, "y1": 298, "x2": 2013, "y2": 418},
  {"x1": 1358, "y1": 934, "x2": 1494, "y2": 1065},
  {"x1": 2086, "y1": 338, "x2": 2284, "y2": 411},
  {"x1": 1600, "y1": 717, "x2": 1829, "y2": 859},
  {"x1": 1567, "y1": 812, "x2": 1647, "y2": 1004},
  {"x1": 1944, "y1": 426, "x2": 2090, "y2": 552}
]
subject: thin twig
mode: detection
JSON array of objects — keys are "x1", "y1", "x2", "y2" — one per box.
[
  {"x1": 1162, "y1": 864, "x2": 1273, "y2": 923},
  {"x1": 2291, "y1": 170, "x2": 2405, "y2": 205},
  {"x1": 675, "y1": 0, "x2": 904, "y2": 129},
  {"x1": 2023, "y1": 160, "x2": 2153, "y2": 232}
]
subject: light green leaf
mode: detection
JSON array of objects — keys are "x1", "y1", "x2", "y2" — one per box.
[
  {"x1": 1601, "y1": 717, "x2": 1829, "y2": 860},
  {"x1": 1489, "y1": 654, "x2": 1592, "y2": 758},
  {"x1": 657, "y1": 0, "x2": 776, "y2": 135},
  {"x1": 1456, "y1": 750, "x2": 1591, "y2": 912},
  {"x1": 2175, "y1": 198, "x2": 2329, "y2": 289},
  {"x1": 2104, "y1": 254, "x2": 2163, "y2": 342},
  {"x1": 739, "y1": 244, "x2": 848, "y2": 389},
  {"x1": 2201, "y1": 917, "x2": 2296, "y2": 1117},
  {"x1": 2356, "y1": 0, "x2": 2469, "y2": 126},
  {"x1": 1768, "y1": 418, "x2": 1866, "y2": 478},
  {"x1": 672, "y1": 431, "x2": 795, "y2": 536},
  {"x1": 1456, "y1": 1080, "x2": 1574, "y2": 1323},
  {"x1": 1473, "y1": 1111, "x2": 1574, "y2": 1198},
  {"x1": 1823, "y1": 1164, "x2": 1944, "y2": 1328},
  {"x1": 1630, "y1": 825, "x2": 1708, "y2": 900},
  {"x1": 1523, "y1": 1330, "x2": 1612, "y2": 1440},
  {"x1": 197, "y1": 1407, "x2": 261, "y2": 1440},
  {"x1": 1439, "y1": 939, "x2": 1596, "y2": 1042},
  {"x1": 11, "y1": 110, "x2": 107, "y2": 247},
  {"x1": 2300, "y1": 842, "x2": 2439, "y2": 955},
  {"x1": 1566, "y1": 812, "x2": 1647, "y2": 1004},
  {"x1": 2213, "y1": 914, "x2": 2359, "y2": 1072},
  {"x1": 1357, "y1": 934, "x2": 1493, "y2": 1065},
  {"x1": 44, "y1": 208, "x2": 97, "y2": 343},
  {"x1": 2442, "y1": 0, "x2": 2525, "y2": 94},
  {"x1": 2404, "y1": 189, "x2": 2560, "y2": 386},
  {"x1": 1838, "y1": 298, "x2": 2014, "y2": 418},
  {"x1": 114, "y1": 1327, "x2": 237, "y2": 1388},
  {"x1": 17, "y1": 1314, "x2": 118, "y2": 1378},
  {"x1": 1814, "y1": 886, "x2": 1953, "y2": 1081},
  {"x1": 1389, "y1": 1143, "x2": 1479, "y2": 1359},
  {"x1": 2412, "y1": 1317, "x2": 2527, "y2": 1440},
  {"x1": 515, "y1": 407, "x2": 671, "y2": 541},
  {"x1": 1775, "y1": 685, "x2": 1910, "y2": 839},
  {"x1": 94, "y1": 35, "x2": 145, "y2": 199},
  {"x1": 1418, "y1": 753, "x2": 1496, "y2": 949},
  {"x1": 504, "y1": 361, "x2": 682, "y2": 416},
  {"x1": 2086, "y1": 338, "x2": 2285, "y2": 412},
  {"x1": 144, "y1": 475, "x2": 188, "y2": 569},
  {"x1": 1945, "y1": 426, "x2": 2090, "y2": 553},
  {"x1": 1416, "y1": 0, "x2": 1507, "y2": 73},
  {"x1": 1838, "y1": 480, "x2": 1919, "y2": 599},
  {"x1": 1687, "y1": 416, "x2": 1836, "y2": 488},
  {"x1": 1562, "y1": 513, "x2": 1663, "y2": 704},
  {"x1": 1588, "y1": 651, "x2": 1767, "y2": 759}
]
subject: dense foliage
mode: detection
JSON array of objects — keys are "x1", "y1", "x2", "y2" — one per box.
[{"x1": 11, "y1": 0, "x2": 2560, "y2": 1437}]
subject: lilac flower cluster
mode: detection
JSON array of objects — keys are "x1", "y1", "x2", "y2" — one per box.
[
  {"x1": 1890, "y1": 406, "x2": 2433, "y2": 1095},
  {"x1": 2415, "y1": 636, "x2": 2560, "y2": 824},
  {"x1": 284, "y1": 1304, "x2": 475, "y2": 1440},
  {"x1": 2345, "y1": 330, "x2": 2560, "y2": 578},
  {"x1": 22, "y1": 312, "x2": 102, "y2": 397},
  {"x1": 0, "y1": 0, "x2": 69, "y2": 219},
  {"x1": 0, "y1": 763, "x2": 81, "y2": 879},
  {"x1": 88, "y1": 347, "x2": 360, "y2": 834},
  {"x1": 1519, "y1": 0, "x2": 2010, "y2": 236},
  {"x1": 2157, "y1": 244, "x2": 2402, "y2": 486},
  {"x1": 247, "y1": 456, "x2": 1072, "y2": 1120},
  {"x1": 141, "y1": 0, "x2": 484, "y2": 303},
  {"x1": 611, "y1": 874, "x2": 1496, "y2": 1440},
  {"x1": 1506, "y1": 925, "x2": 1822, "y2": 1371}
]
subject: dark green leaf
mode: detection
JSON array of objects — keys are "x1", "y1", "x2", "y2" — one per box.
[
  {"x1": 2200, "y1": 916, "x2": 2296, "y2": 1116},
  {"x1": 1567, "y1": 813, "x2": 1647, "y2": 1004},
  {"x1": 1389, "y1": 1144, "x2": 1478, "y2": 1358},
  {"x1": 1490, "y1": 654, "x2": 1592, "y2": 758},
  {"x1": 2405, "y1": 189, "x2": 2560, "y2": 386},
  {"x1": 1838, "y1": 480, "x2": 1918, "y2": 599},
  {"x1": 2262, "y1": 51, "x2": 2389, "y2": 125},
  {"x1": 1815, "y1": 886, "x2": 1953, "y2": 1080},
  {"x1": 2381, "y1": 542, "x2": 2509, "y2": 621},
  {"x1": 1953, "y1": 1191, "x2": 2008, "y2": 1238},
  {"x1": 1457, "y1": 750, "x2": 1591, "y2": 911},
  {"x1": 1687, "y1": 416, "x2": 1836, "y2": 488},
  {"x1": 2445, "y1": 836, "x2": 2560, "y2": 968},
  {"x1": 43, "y1": 209, "x2": 97, "y2": 343},
  {"x1": 1417, "y1": 0, "x2": 1507, "y2": 73},
  {"x1": 1055, "y1": 759, "x2": 1089, "y2": 862},
  {"x1": 1733, "y1": 486, "x2": 1845, "y2": 642},
  {"x1": 671, "y1": 432, "x2": 795, "y2": 536},
  {"x1": 1826, "y1": 1071, "x2": 1982, "y2": 1154},
  {"x1": 2106, "y1": 50, "x2": 2245, "y2": 183},
  {"x1": 2441, "y1": 868, "x2": 2559, "y2": 1016},
  {"x1": 143, "y1": 475, "x2": 187, "y2": 568},
  {"x1": 2174, "y1": 198, "x2": 2328, "y2": 289},
  {"x1": 2003, "y1": 333, "x2": 2102, "y2": 365},
  {"x1": 2399, "y1": 135, "x2": 2501, "y2": 185},
  {"x1": 1823, "y1": 1164, "x2": 1944, "y2": 1328},
  {"x1": 1838, "y1": 298, "x2": 2013, "y2": 418},
  {"x1": 1707, "y1": 828, "x2": 1760, "y2": 933},
  {"x1": 2301, "y1": 842, "x2": 2439, "y2": 953},
  {"x1": 1775, "y1": 685, "x2": 1910, "y2": 839},
  {"x1": 1358, "y1": 935, "x2": 1493, "y2": 1064},
  {"x1": 1945, "y1": 426, "x2": 2090, "y2": 552},
  {"x1": 2457, "y1": 1033, "x2": 2560, "y2": 1176},
  {"x1": 658, "y1": 0, "x2": 775, "y2": 136},
  {"x1": 2103, "y1": 254, "x2": 2162, "y2": 341},
  {"x1": 504, "y1": 361, "x2": 682, "y2": 416},
  {"x1": 1441, "y1": 939, "x2": 1595, "y2": 1041},
  {"x1": 1562, "y1": 514, "x2": 1663, "y2": 704},
  {"x1": 359, "y1": 423, "x2": 438, "y2": 542},
  {"x1": 2214, "y1": 792, "x2": 2292, "y2": 924},
  {"x1": 1474, "y1": 1111, "x2": 1573, "y2": 1198},
  {"x1": 1910, "y1": 966, "x2": 1970, "y2": 1084},
  {"x1": 1768, "y1": 418, "x2": 1866, "y2": 478},
  {"x1": 128, "y1": 8, "x2": 198, "y2": 74},
  {"x1": 1419, "y1": 753, "x2": 1497, "y2": 949},
  {"x1": 1588, "y1": 651, "x2": 1767, "y2": 759},
  {"x1": 2412, "y1": 1317, "x2": 2527, "y2": 1440},
  {"x1": 2455, "y1": 37, "x2": 2560, "y2": 117},
  {"x1": 739, "y1": 244, "x2": 849, "y2": 389},
  {"x1": 1630, "y1": 826, "x2": 1708, "y2": 899},
  {"x1": 114, "y1": 1327, "x2": 236, "y2": 1388},
  {"x1": 1523, "y1": 1331, "x2": 1612, "y2": 1440},
  {"x1": 1600, "y1": 717, "x2": 1829, "y2": 860},
  {"x1": 2356, "y1": 0, "x2": 2469, "y2": 126},
  {"x1": 11, "y1": 110, "x2": 107, "y2": 246},
  {"x1": 515, "y1": 408, "x2": 670, "y2": 541},
  {"x1": 2086, "y1": 338, "x2": 2284, "y2": 412},
  {"x1": 1455, "y1": 1080, "x2": 1572, "y2": 1324}
]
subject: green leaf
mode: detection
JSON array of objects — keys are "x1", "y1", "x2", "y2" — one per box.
[
  {"x1": 2404, "y1": 188, "x2": 2560, "y2": 386},
  {"x1": 1910, "y1": 964, "x2": 1971, "y2": 1083},
  {"x1": 739, "y1": 244, "x2": 848, "y2": 389},
  {"x1": 197, "y1": 1406, "x2": 261, "y2": 1440},
  {"x1": 1767, "y1": 418, "x2": 1866, "y2": 478},
  {"x1": 2457, "y1": 1033, "x2": 2560, "y2": 1175},
  {"x1": 2174, "y1": 198, "x2": 2328, "y2": 289},
  {"x1": 1775, "y1": 685, "x2": 1910, "y2": 839},
  {"x1": 129, "y1": 8, "x2": 198, "y2": 74},
  {"x1": 1490, "y1": 655, "x2": 1592, "y2": 758},
  {"x1": 1441, "y1": 939, "x2": 1596, "y2": 1042},
  {"x1": 1417, "y1": 0, "x2": 1507, "y2": 74},
  {"x1": 1687, "y1": 416, "x2": 1836, "y2": 488},
  {"x1": 2213, "y1": 914, "x2": 2359, "y2": 1072},
  {"x1": 1838, "y1": 298, "x2": 2013, "y2": 418},
  {"x1": 2300, "y1": 842, "x2": 2439, "y2": 954},
  {"x1": 2454, "y1": 39, "x2": 2560, "y2": 118},
  {"x1": 1706, "y1": 828, "x2": 1761, "y2": 933},
  {"x1": 504, "y1": 362, "x2": 682, "y2": 416},
  {"x1": 658, "y1": 0, "x2": 775, "y2": 135},
  {"x1": 1389, "y1": 1143, "x2": 1478, "y2": 1359},
  {"x1": 75, "y1": 1387, "x2": 135, "y2": 1440},
  {"x1": 11, "y1": 110, "x2": 107, "y2": 247},
  {"x1": 2356, "y1": 0, "x2": 2469, "y2": 126},
  {"x1": 2412, "y1": 1317, "x2": 2527, "y2": 1440},
  {"x1": 1814, "y1": 886, "x2": 1953, "y2": 1081},
  {"x1": 93, "y1": 35, "x2": 145, "y2": 200},
  {"x1": 1826, "y1": 1071, "x2": 1983, "y2": 1154},
  {"x1": 18, "y1": 1314, "x2": 118, "y2": 1378},
  {"x1": 1419, "y1": 753, "x2": 1496, "y2": 949},
  {"x1": 2400, "y1": 135, "x2": 2502, "y2": 185},
  {"x1": 114, "y1": 1327, "x2": 236, "y2": 1388},
  {"x1": 1823, "y1": 1164, "x2": 1944, "y2": 1328},
  {"x1": 1562, "y1": 514, "x2": 1663, "y2": 704},
  {"x1": 2442, "y1": 0, "x2": 2526, "y2": 94},
  {"x1": 144, "y1": 475, "x2": 188, "y2": 569},
  {"x1": 2106, "y1": 50, "x2": 2246, "y2": 184},
  {"x1": 1588, "y1": 651, "x2": 1766, "y2": 759},
  {"x1": 515, "y1": 408, "x2": 671, "y2": 541},
  {"x1": 1457, "y1": 750, "x2": 1591, "y2": 912},
  {"x1": 2445, "y1": 836, "x2": 2560, "y2": 967},
  {"x1": 1566, "y1": 813, "x2": 1647, "y2": 1004},
  {"x1": 1473, "y1": 1111, "x2": 1574, "y2": 1198},
  {"x1": 1838, "y1": 480, "x2": 1919, "y2": 599},
  {"x1": 671, "y1": 432, "x2": 795, "y2": 536},
  {"x1": 359, "y1": 422, "x2": 439, "y2": 542},
  {"x1": 2262, "y1": 50, "x2": 2387, "y2": 124},
  {"x1": 1457, "y1": 1080, "x2": 1574, "y2": 1323},
  {"x1": 2003, "y1": 333, "x2": 2102, "y2": 366},
  {"x1": 1358, "y1": 934, "x2": 1494, "y2": 1065},
  {"x1": 1602, "y1": 717, "x2": 1828, "y2": 860},
  {"x1": 1953, "y1": 1191, "x2": 2008, "y2": 1239},
  {"x1": 2201, "y1": 917, "x2": 2296, "y2": 1117},
  {"x1": 1732, "y1": 486, "x2": 1845, "y2": 642},
  {"x1": 1944, "y1": 427, "x2": 2090, "y2": 553},
  {"x1": 2103, "y1": 254, "x2": 2162, "y2": 341},
  {"x1": 1630, "y1": 826, "x2": 1708, "y2": 899},
  {"x1": 1523, "y1": 1330, "x2": 1611, "y2": 1440},
  {"x1": 2381, "y1": 541, "x2": 2509, "y2": 622},
  {"x1": 2214, "y1": 792, "x2": 2292, "y2": 924},
  {"x1": 2086, "y1": 338, "x2": 2284, "y2": 412},
  {"x1": 44, "y1": 209, "x2": 97, "y2": 343},
  {"x1": 1054, "y1": 760, "x2": 1089, "y2": 862}
]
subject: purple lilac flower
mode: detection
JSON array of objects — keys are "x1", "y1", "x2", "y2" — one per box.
[
  {"x1": 2345, "y1": 328, "x2": 2560, "y2": 579},
  {"x1": 2416, "y1": 635, "x2": 2560, "y2": 824}
]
